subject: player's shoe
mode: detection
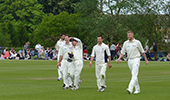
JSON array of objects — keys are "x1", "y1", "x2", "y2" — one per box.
[
  {"x1": 69, "y1": 85, "x2": 73, "y2": 88},
  {"x1": 126, "y1": 89, "x2": 132, "y2": 94},
  {"x1": 62, "y1": 84, "x2": 65, "y2": 87},
  {"x1": 98, "y1": 86, "x2": 105, "y2": 92},
  {"x1": 78, "y1": 80, "x2": 82, "y2": 87},
  {"x1": 71, "y1": 86, "x2": 78, "y2": 90},
  {"x1": 134, "y1": 90, "x2": 140, "y2": 94},
  {"x1": 63, "y1": 87, "x2": 69, "y2": 90},
  {"x1": 57, "y1": 78, "x2": 62, "y2": 81}
]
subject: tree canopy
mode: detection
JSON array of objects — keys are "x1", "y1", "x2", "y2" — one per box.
[{"x1": 0, "y1": 0, "x2": 169, "y2": 52}]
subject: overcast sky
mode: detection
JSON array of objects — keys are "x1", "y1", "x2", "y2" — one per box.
[{"x1": 102, "y1": 0, "x2": 169, "y2": 15}]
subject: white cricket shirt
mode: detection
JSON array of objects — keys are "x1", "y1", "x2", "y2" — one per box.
[
  {"x1": 59, "y1": 42, "x2": 73, "y2": 60},
  {"x1": 121, "y1": 39, "x2": 145, "y2": 59},
  {"x1": 71, "y1": 38, "x2": 83, "y2": 61},
  {"x1": 91, "y1": 43, "x2": 111, "y2": 64},
  {"x1": 55, "y1": 39, "x2": 65, "y2": 51}
]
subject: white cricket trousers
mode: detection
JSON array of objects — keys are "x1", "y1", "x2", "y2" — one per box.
[
  {"x1": 95, "y1": 63, "x2": 107, "y2": 89},
  {"x1": 128, "y1": 58, "x2": 140, "y2": 92},
  {"x1": 72, "y1": 60, "x2": 83, "y2": 88},
  {"x1": 57, "y1": 56, "x2": 62, "y2": 79},
  {"x1": 61, "y1": 60, "x2": 71, "y2": 87}
]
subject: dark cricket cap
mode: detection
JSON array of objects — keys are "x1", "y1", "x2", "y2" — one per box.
[{"x1": 70, "y1": 39, "x2": 78, "y2": 42}]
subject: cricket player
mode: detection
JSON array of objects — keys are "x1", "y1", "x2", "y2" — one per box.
[
  {"x1": 55, "y1": 34, "x2": 65, "y2": 81},
  {"x1": 57, "y1": 35, "x2": 73, "y2": 89},
  {"x1": 89, "y1": 35, "x2": 112, "y2": 92},
  {"x1": 69, "y1": 37, "x2": 83, "y2": 90},
  {"x1": 117, "y1": 31, "x2": 149, "y2": 94}
]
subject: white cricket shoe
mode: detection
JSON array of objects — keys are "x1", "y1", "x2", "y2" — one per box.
[
  {"x1": 134, "y1": 90, "x2": 140, "y2": 94},
  {"x1": 98, "y1": 86, "x2": 105, "y2": 92},
  {"x1": 71, "y1": 86, "x2": 78, "y2": 90},
  {"x1": 126, "y1": 89, "x2": 132, "y2": 94},
  {"x1": 63, "y1": 87, "x2": 69, "y2": 90}
]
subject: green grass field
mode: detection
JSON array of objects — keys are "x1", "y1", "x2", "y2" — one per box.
[{"x1": 0, "y1": 60, "x2": 170, "y2": 100}]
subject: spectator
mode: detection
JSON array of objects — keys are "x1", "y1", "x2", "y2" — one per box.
[
  {"x1": 20, "y1": 51, "x2": 25, "y2": 60},
  {"x1": 45, "y1": 51, "x2": 49, "y2": 60},
  {"x1": 26, "y1": 48, "x2": 30, "y2": 54},
  {"x1": 27, "y1": 42, "x2": 30, "y2": 49},
  {"x1": 116, "y1": 42, "x2": 122, "y2": 52},
  {"x1": 10, "y1": 51, "x2": 17, "y2": 59},
  {"x1": 153, "y1": 42, "x2": 157, "y2": 61},
  {"x1": 35, "y1": 42, "x2": 41, "y2": 58},
  {"x1": 166, "y1": 53, "x2": 170, "y2": 61},
  {"x1": 35, "y1": 42, "x2": 41, "y2": 51},
  {"x1": 25, "y1": 51, "x2": 31, "y2": 60},
  {"x1": 52, "y1": 52, "x2": 57, "y2": 60},
  {"x1": 38, "y1": 46, "x2": 45, "y2": 59},
  {"x1": 0, "y1": 46, "x2": 2, "y2": 56},
  {"x1": 83, "y1": 53, "x2": 89, "y2": 60},
  {"x1": 83, "y1": 43, "x2": 87, "y2": 51},
  {"x1": 46, "y1": 47, "x2": 50, "y2": 52},
  {"x1": 145, "y1": 49, "x2": 151, "y2": 60},
  {"x1": 110, "y1": 42, "x2": 116, "y2": 60},
  {"x1": 52, "y1": 49, "x2": 56, "y2": 54},
  {"x1": 24, "y1": 42, "x2": 28, "y2": 56},
  {"x1": 142, "y1": 49, "x2": 151, "y2": 61},
  {"x1": 3, "y1": 48, "x2": 10, "y2": 59},
  {"x1": 16, "y1": 51, "x2": 20, "y2": 60},
  {"x1": 10, "y1": 48, "x2": 14, "y2": 55},
  {"x1": 3, "y1": 47, "x2": 7, "y2": 54},
  {"x1": 30, "y1": 48, "x2": 35, "y2": 58},
  {"x1": 117, "y1": 50, "x2": 121, "y2": 59},
  {"x1": 48, "y1": 48, "x2": 53, "y2": 59}
]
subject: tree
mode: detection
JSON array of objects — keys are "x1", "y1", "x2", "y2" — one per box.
[
  {"x1": 131, "y1": 0, "x2": 170, "y2": 50},
  {"x1": 38, "y1": 0, "x2": 81, "y2": 15},
  {"x1": 0, "y1": 0, "x2": 45, "y2": 47},
  {"x1": 75, "y1": 0, "x2": 130, "y2": 52},
  {"x1": 0, "y1": 32, "x2": 11, "y2": 47},
  {"x1": 33, "y1": 11, "x2": 80, "y2": 47}
]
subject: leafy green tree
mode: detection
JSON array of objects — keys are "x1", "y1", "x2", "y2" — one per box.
[
  {"x1": 0, "y1": 0, "x2": 45, "y2": 47},
  {"x1": 33, "y1": 11, "x2": 80, "y2": 47},
  {"x1": 38, "y1": 0, "x2": 81, "y2": 15},
  {"x1": 0, "y1": 32, "x2": 11, "y2": 47},
  {"x1": 131, "y1": 0, "x2": 169, "y2": 50}
]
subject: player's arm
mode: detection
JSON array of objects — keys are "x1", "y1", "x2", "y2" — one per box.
[
  {"x1": 117, "y1": 54, "x2": 124, "y2": 64},
  {"x1": 89, "y1": 56, "x2": 94, "y2": 67},
  {"x1": 142, "y1": 53, "x2": 148, "y2": 65},
  {"x1": 72, "y1": 37, "x2": 82, "y2": 49},
  {"x1": 55, "y1": 42, "x2": 59, "y2": 54},
  {"x1": 57, "y1": 46, "x2": 63, "y2": 68},
  {"x1": 57, "y1": 56, "x2": 63, "y2": 68},
  {"x1": 89, "y1": 47, "x2": 95, "y2": 67},
  {"x1": 106, "y1": 45, "x2": 112, "y2": 68},
  {"x1": 138, "y1": 41, "x2": 149, "y2": 65}
]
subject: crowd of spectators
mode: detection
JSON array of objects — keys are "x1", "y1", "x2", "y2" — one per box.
[
  {"x1": 0, "y1": 42, "x2": 169, "y2": 62},
  {"x1": 0, "y1": 42, "x2": 58, "y2": 60}
]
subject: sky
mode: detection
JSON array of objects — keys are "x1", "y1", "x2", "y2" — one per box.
[{"x1": 101, "y1": 0, "x2": 170, "y2": 15}]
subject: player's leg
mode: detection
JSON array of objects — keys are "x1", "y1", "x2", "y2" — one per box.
[
  {"x1": 72, "y1": 60, "x2": 83, "y2": 90},
  {"x1": 100, "y1": 63, "x2": 107, "y2": 87},
  {"x1": 62, "y1": 60, "x2": 69, "y2": 89},
  {"x1": 95, "y1": 64, "x2": 101, "y2": 90},
  {"x1": 57, "y1": 56, "x2": 63, "y2": 80},
  {"x1": 68, "y1": 62, "x2": 74, "y2": 87},
  {"x1": 127, "y1": 58, "x2": 140, "y2": 93},
  {"x1": 127, "y1": 59, "x2": 133, "y2": 94},
  {"x1": 134, "y1": 58, "x2": 140, "y2": 93}
]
